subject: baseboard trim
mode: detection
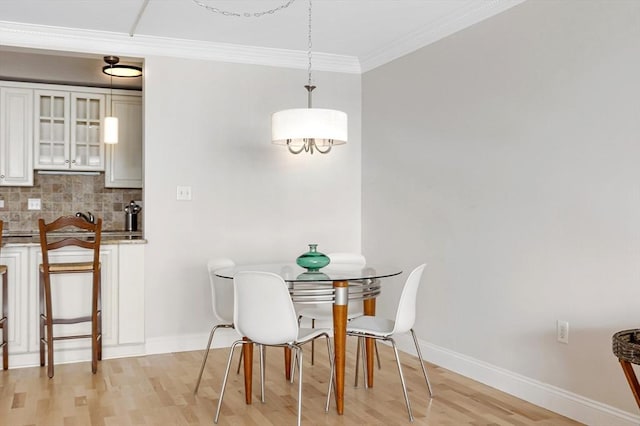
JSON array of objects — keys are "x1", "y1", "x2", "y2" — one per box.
[
  {"x1": 144, "y1": 329, "x2": 239, "y2": 355},
  {"x1": 7, "y1": 344, "x2": 145, "y2": 370},
  {"x1": 393, "y1": 334, "x2": 640, "y2": 426}
]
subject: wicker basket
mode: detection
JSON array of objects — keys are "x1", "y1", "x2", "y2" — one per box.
[{"x1": 613, "y1": 329, "x2": 640, "y2": 364}]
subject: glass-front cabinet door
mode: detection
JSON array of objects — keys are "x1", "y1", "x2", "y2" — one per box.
[
  {"x1": 34, "y1": 90, "x2": 105, "y2": 170},
  {"x1": 34, "y1": 90, "x2": 70, "y2": 170},
  {"x1": 71, "y1": 93, "x2": 104, "y2": 170}
]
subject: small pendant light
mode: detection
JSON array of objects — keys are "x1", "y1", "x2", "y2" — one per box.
[{"x1": 103, "y1": 56, "x2": 119, "y2": 144}]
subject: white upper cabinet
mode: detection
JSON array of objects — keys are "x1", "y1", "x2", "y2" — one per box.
[
  {"x1": 0, "y1": 81, "x2": 142, "y2": 187},
  {"x1": 34, "y1": 90, "x2": 105, "y2": 170},
  {"x1": 0, "y1": 87, "x2": 34, "y2": 186},
  {"x1": 105, "y1": 95, "x2": 143, "y2": 188}
]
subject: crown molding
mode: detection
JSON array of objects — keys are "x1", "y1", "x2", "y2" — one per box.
[
  {"x1": 360, "y1": 0, "x2": 526, "y2": 73},
  {"x1": 0, "y1": 21, "x2": 361, "y2": 74},
  {"x1": 0, "y1": 0, "x2": 524, "y2": 76}
]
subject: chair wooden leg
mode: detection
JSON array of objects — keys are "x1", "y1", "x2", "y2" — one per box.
[
  {"x1": 39, "y1": 272, "x2": 45, "y2": 367},
  {"x1": 0, "y1": 328, "x2": 6, "y2": 371},
  {"x1": 97, "y1": 275, "x2": 102, "y2": 362},
  {"x1": 44, "y1": 274, "x2": 54, "y2": 378},
  {"x1": 91, "y1": 274, "x2": 100, "y2": 374},
  {"x1": 1, "y1": 268, "x2": 8, "y2": 370},
  {"x1": 0, "y1": 270, "x2": 9, "y2": 370}
]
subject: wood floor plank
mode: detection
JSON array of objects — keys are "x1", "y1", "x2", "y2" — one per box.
[{"x1": 0, "y1": 340, "x2": 582, "y2": 425}]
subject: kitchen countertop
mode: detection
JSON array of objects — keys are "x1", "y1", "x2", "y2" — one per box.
[{"x1": 1, "y1": 230, "x2": 146, "y2": 247}]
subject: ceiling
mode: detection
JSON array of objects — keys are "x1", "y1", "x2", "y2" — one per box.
[{"x1": 0, "y1": 0, "x2": 525, "y2": 72}]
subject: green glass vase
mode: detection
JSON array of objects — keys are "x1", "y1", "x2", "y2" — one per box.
[{"x1": 296, "y1": 244, "x2": 330, "y2": 272}]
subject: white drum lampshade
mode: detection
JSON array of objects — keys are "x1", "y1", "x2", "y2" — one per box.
[{"x1": 272, "y1": 108, "x2": 347, "y2": 148}]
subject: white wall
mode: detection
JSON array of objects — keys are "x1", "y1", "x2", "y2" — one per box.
[
  {"x1": 363, "y1": 0, "x2": 640, "y2": 418},
  {"x1": 144, "y1": 56, "x2": 361, "y2": 340}
]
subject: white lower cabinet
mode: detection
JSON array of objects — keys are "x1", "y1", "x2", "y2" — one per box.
[
  {"x1": 0, "y1": 247, "x2": 29, "y2": 354},
  {"x1": 1, "y1": 243, "x2": 144, "y2": 368},
  {"x1": 118, "y1": 244, "x2": 145, "y2": 344}
]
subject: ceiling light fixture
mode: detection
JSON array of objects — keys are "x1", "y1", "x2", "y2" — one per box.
[
  {"x1": 103, "y1": 56, "x2": 119, "y2": 144},
  {"x1": 271, "y1": 0, "x2": 347, "y2": 154},
  {"x1": 101, "y1": 56, "x2": 142, "y2": 78}
]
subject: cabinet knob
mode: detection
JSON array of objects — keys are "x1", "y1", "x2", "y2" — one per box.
[
  {"x1": 65, "y1": 160, "x2": 69, "y2": 164},
  {"x1": 0, "y1": 175, "x2": 4, "y2": 179}
]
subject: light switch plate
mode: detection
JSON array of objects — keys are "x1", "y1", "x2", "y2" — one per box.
[
  {"x1": 176, "y1": 186, "x2": 192, "y2": 201},
  {"x1": 0, "y1": 200, "x2": 4, "y2": 208},
  {"x1": 28, "y1": 198, "x2": 41, "y2": 210}
]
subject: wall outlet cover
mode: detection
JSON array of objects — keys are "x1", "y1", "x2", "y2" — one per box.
[{"x1": 27, "y1": 198, "x2": 41, "y2": 210}]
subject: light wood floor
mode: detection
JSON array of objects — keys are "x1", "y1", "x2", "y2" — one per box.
[{"x1": 0, "y1": 340, "x2": 581, "y2": 425}]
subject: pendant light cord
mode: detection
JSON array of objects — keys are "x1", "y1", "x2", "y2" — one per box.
[
  {"x1": 307, "y1": 0, "x2": 312, "y2": 88},
  {"x1": 110, "y1": 64, "x2": 114, "y2": 98},
  {"x1": 304, "y1": 0, "x2": 316, "y2": 109}
]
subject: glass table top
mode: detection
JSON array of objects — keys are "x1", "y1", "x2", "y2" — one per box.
[{"x1": 215, "y1": 263, "x2": 402, "y2": 283}]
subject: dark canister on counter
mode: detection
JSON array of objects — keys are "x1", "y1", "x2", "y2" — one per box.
[{"x1": 124, "y1": 201, "x2": 141, "y2": 231}]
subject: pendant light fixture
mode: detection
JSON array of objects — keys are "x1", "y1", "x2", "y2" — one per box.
[
  {"x1": 271, "y1": 0, "x2": 347, "y2": 154},
  {"x1": 101, "y1": 56, "x2": 143, "y2": 78},
  {"x1": 103, "y1": 56, "x2": 119, "y2": 144}
]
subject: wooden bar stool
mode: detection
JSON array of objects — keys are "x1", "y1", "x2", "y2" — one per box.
[
  {"x1": 0, "y1": 220, "x2": 8, "y2": 370},
  {"x1": 39, "y1": 216, "x2": 102, "y2": 378}
]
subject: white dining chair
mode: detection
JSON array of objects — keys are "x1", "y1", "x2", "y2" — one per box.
[
  {"x1": 215, "y1": 271, "x2": 334, "y2": 426},
  {"x1": 194, "y1": 258, "x2": 239, "y2": 394},
  {"x1": 346, "y1": 263, "x2": 433, "y2": 422},
  {"x1": 296, "y1": 252, "x2": 382, "y2": 372}
]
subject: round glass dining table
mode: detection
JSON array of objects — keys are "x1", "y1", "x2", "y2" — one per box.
[{"x1": 215, "y1": 263, "x2": 402, "y2": 415}]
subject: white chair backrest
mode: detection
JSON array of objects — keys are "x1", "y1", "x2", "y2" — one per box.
[
  {"x1": 328, "y1": 252, "x2": 366, "y2": 270},
  {"x1": 233, "y1": 271, "x2": 299, "y2": 345},
  {"x1": 392, "y1": 264, "x2": 426, "y2": 334},
  {"x1": 207, "y1": 258, "x2": 236, "y2": 323}
]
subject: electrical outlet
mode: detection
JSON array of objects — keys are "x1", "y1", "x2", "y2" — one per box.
[
  {"x1": 557, "y1": 320, "x2": 569, "y2": 344},
  {"x1": 27, "y1": 198, "x2": 41, "y2": 210},
  {"x1": 0, "y1": 199, "x2": 4, "y2": 208},
  {"x1": 176, "y1": 186, "x2": 192, "y2": 201}
]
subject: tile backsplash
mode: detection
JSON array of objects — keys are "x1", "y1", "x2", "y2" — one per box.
[{"x1": 0, "y1": 173, "x2": 142, "y2": 233}]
